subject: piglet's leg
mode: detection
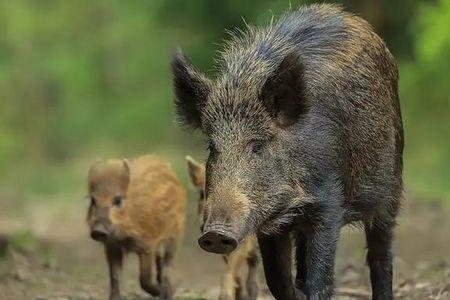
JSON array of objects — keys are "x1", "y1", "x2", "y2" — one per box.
[
  {"x1": 234, "y1": 275, "x2": 247, "y2": 300},
  {"x1": 157, "y1": 239, "x2": 177, "y2": 300},
  {"x1": 139, "y1": 250, "x2": 160, "y2": 297},
  {"x1": 219, "y1": 272, "x2": 235, "y2": 300},
  {"x1": 219, "y1": 249, "x2": 246, "y2": 300},
  {"x1": 105, "y1": 244, "x2": 123, "y2": 300},
  {"x1": 245, "y1": 249, "x2": 259, "y2": 300}
]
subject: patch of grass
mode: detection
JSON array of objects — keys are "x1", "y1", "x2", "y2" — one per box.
[{"x1": 8, "y1": 230, "x2": 38, "y2": 253}]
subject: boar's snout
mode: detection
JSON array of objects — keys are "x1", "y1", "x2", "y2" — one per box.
[
  {"x1": 198, "y1": 185, "x2": 250, "y2": 253},
  {"x1": 198, "y1": 230, "x2": 238, "y2": 254},
  {"x1": 90, "y1": 222, "x2": 109, "y2": 242}
]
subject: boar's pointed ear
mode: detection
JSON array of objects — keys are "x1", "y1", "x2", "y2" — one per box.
[
  {"x1": 260, "y1": 53, "x2": 307, "y2": 126},
  {"x1": 171, "y1": 50, "x2": 211, "y2": 129},
  {"x1": 185, "y1": 156, "x2": 205, "y2": 189}
]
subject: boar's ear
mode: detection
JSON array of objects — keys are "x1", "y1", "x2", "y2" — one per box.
[
  {"x1": 260, "y1": 52, "x2": 307, "y2": 126},
  {"x1": 185, "y1": 156, "x2": 205, "y2": 189},
  {"x1": 171, "y1": 50, "x2": 211, "y2": 129}
]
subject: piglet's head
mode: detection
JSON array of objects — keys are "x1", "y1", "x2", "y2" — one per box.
[{"x1": 87, "y1": 159, "x2": 131, "y2": 243}]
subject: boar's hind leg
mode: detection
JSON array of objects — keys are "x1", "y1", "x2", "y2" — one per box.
[
  {"x1": 105, "y1": 245, "x2": 123, "y2": 300},
  {"x1": 157, "y1": 239, "x2": 176, "y2": 300},
  {"x1": 245, "y1": 250, "x2": 259, "y2": 300},
  {"x1": 257, "y1": 233, "x2": 298, "y2": 300},
  {"x1": 365, "y1": 218, "x2": 395, "y2": 300},
  {"x1": 138, "y1": 250, "x2": 160, "y2": 297}
]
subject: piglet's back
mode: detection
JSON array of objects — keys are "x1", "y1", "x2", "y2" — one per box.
[{"x1": 127, "y1": 155, "x2": 186, "y2": 246}]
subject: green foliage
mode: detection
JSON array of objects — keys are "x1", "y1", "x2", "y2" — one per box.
[
  {"x1": 0, "y1": 0, "x2": 178, "y2": 164},
  {"x1": 0, "y1": 0, "x2": 448, "y2": 201},
  {"x1": 401, "y1": 0, "x2": 450, "y2": 201}
]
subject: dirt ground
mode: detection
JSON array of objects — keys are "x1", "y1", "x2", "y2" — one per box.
[{"x1": 0, "y1": 192, "x2": 449, "y2": 300}]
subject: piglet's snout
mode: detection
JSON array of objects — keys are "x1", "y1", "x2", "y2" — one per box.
[{"x1": 90, "y1": 222, "x2": 109, "y2": 241}]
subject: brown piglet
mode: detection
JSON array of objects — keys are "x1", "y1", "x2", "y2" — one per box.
[
  {"x1": 186, "y1": 156, "x2": 259, "y2": 300},
  {"x1": 87, "y1": 155, "x2": 186, "y2": 300}
]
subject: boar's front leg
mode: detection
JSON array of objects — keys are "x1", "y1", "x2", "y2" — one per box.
[
  {"x1": 105, "y1": 244, "x2": 123, "y2": 300},
  {"x1": 295, "y1": 231, "x2": 308, "y2": 296},
  {"x1": 257, "y1": 232, "x2": 298, "y2": 300},
  {"x1": 138, "y1": 250, "x2": 160, "y2": 297},
  {"x1": 303, "y1": 209, "x2": 343, "y2": 300}
]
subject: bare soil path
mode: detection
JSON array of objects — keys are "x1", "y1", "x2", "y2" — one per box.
[{"x1": 0, "y1": 194, "x2": 449, "y2": 299}]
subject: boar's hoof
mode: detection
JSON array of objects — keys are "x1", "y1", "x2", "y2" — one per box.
[{"x1": 198, "y1": 231, "x2": 237, "y2": 254}]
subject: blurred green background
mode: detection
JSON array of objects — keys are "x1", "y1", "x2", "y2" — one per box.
[{"x1": 0, "y1": 0, "x2": 449, "y2": 203}]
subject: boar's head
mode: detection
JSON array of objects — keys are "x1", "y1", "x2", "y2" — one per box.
[{"x1": 173, "y1": 50, "x2": 307, "y2": 254}]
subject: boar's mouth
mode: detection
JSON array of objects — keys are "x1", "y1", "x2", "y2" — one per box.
[
  {"x1": 256, "y1": 191, "x2": 303, "y2": 235},
  {"x1": 258, "y1": 204, "x2": 303, "y2": 235}
]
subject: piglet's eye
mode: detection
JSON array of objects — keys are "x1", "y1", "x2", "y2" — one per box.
[
  {"x1": 112, "y1": 196, "x2": 124, "y2": 207},
  {"x1": 90, "y1": 197, "x2": 96, "y2": 206}
]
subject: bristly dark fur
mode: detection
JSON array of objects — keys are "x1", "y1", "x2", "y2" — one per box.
[
  {"x1": 172, "y1": 3, "x2": 403, "y2": 300},
  {"x1": 171, "y1": 50, "x2": 211, "y2": 129}
]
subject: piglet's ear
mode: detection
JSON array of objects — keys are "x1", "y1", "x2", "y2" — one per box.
[
  {"x1": 260, "y1": 53, "x2": 307, "y2": 127},
  {"x1": 186, "y1": 156, "x2": 205, "y2": 189},
  {"x1": 120, "y1": 159, "x2": 131, "y2": 191},
  {"x1": 171, "y1": 50, "x2": 211, "y2": 129},
  {"x1": 87, "y1": 161, "x2": 101, "y2": 193}
]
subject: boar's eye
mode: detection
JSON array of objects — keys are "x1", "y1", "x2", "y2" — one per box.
[
  {"x1": 207, "y1": 139, "x2": 217, "y2": 153},
  {"x1": 90, "y1": 196, "x2": 96, "y2": 206},
  {"x1": 247, "y1": 139, "x2": 265, "y2": 155},
  {"x1": 112, "y1": 196, "x2": 124, "y2": 207}
]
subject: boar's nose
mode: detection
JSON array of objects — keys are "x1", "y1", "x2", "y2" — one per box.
[
  {"x1": 198, "y1": 231, "x2": 238, "y2": 254},
  {"x1": 90, "y1": 224, "x2": 108, "y2": 241}
]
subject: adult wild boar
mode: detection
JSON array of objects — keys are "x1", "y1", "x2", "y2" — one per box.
[
  {"x1": 87, "y1": 155, "x2": 186, "y2": 300},
  {"x1": 172, "y1": 4, "x2": 403, "y2": 300}
]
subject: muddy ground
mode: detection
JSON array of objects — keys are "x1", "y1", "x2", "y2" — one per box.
[{"x1": 0, "y1": 193, "x2": 449, "y2": 300}]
